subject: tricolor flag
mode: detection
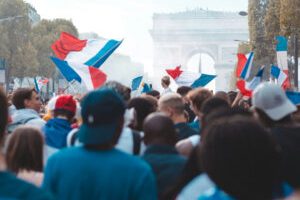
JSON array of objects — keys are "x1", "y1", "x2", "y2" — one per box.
[
  {"x1": 166, "y1": 66, "x2": 216, "y2": 88},
  {"x1": 286, "y1": 91, "x2": 300, "y2": 105},
  {"x1": 240, "y1": 52, "x2": 254, "y2": 80},
  {"x1": 276, "y1": 36, "x2": 290, "y2": 89},
  {"x1": 51, "y1": 57, "x2": 107, "y2": 91},
  {"x1": 237, "y1": 66, "x2": 264, "y2": 97},
  {"x1": 34, "y1": 77, "x2": 49, "y2": 93},
  {"x1": 51, "y1": 32, "x2": 122, "y2": 68},
  {"x1": 271, "y1": 65, "x2": 288, "y2": 88},
  {"x1": 236, "y1": 53, "x2": 247, "y2": 78},
  {"x1": 131, "y1": 76, "x2": 143, "y2": 91}
]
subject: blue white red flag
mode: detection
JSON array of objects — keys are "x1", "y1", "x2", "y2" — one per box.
[
  {"x1": 166, "y1": 66, "x2": 216, "y2": 88},
  {"x1": 276, "y1": 36, "x2": 290, "y2": 89},
  {"x1": 240, "y1": 52, "x2": 254, "y2": 80},
  {"x1": 51, "y1": 57, "x2": 107, "y2": 91},
  {"x1": 51, "y1": 32, "x2": 122, "y2": 68}
]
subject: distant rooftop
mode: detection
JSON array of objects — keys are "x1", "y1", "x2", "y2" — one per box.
[{"x1": 153, "y1": 8, "x2": 242, "y2": 19}]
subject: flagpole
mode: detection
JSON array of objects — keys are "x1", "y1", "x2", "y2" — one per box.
[{"x1": 295, "y1": 34, "x2": 298, "y2": 90}]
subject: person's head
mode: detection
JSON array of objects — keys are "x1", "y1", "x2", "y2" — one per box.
[
  {"x1": 12, "y1": 88, "x2": 41, "y2": 112},
  {"x1": 78, "y1": 88, "x2": 126, "y2": 149},
  {"x1": 140, "y1": 94, "x2": 158, "y2": 110},
  {"x1": 103, "y1": 81, "x2": 131, "y2": 103},
  {"x1": 227, "y1": 91, "x2": 237, "y2": 105},
  {"x1": 161, "y1": 76, "x2": 171, "y2": 89},
  {"x1": 158, "y1": 93, "x2": 185, "y2": 120},
  {"x1": 128, "y1": 97, "x2": 157, "y2": 131},
  {"x1": 214, "y1": 91, "x2": 230, "y2": 103},
  {"x1": 146, "y1": 90, "x2": 160, "y2": 99},
  {"x1": 201, "y1": 97, "x2": 230, "y2": 116},
  {"x1": 252, "y1": 83, "x2": 297, "y2": 127},
  {"x1": 53, "y1": 95, "x2": 77, "y2": 121},
  {"x1": 0, "y1": 89, "x2": 8, "y2": 146},
  {"x1": 6, "y1": 126, "x2": 44, "y2": 173},
  {"x1": 199, "y1": 116, "x2": 280, "y2": 200},
  {"x1": 176, "y1": 86, "x2": 192, "y2": 97},
  {"x1": 202, "y1": 107, "x2": 253, "y2": 133},
  {"x1": 187, "y1": 88, "x2": 213, "y2": 117},
  {"x1": 143, "y1": 112, "x2": 177, "y2": 146}
]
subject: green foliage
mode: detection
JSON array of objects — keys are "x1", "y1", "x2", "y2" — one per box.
[
  {"x1": 0, "y1": 0, "x2": 79, "y2": 79},
  {"x1": 31, "y1": 19, "x2": 78, "y2": 77}
]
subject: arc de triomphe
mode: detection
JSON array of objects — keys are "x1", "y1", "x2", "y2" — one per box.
[{"x1": 150, "y1": 8, "x2": 249, "y2": 91}]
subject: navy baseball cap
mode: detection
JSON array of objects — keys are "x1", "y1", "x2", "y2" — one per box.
[{"x1": 78, "y1": 88, "x2": 126, "y2": 145}]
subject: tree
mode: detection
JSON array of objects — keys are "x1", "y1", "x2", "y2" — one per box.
[
  {"x1": 0, "y1": 0, "x2": 38, "y2": 78},
  {"x1": 248, "y1": 0, "x2": 270, "y2": 77},
  {"x1": 280, "y1": 0, "x2": 300, "y2": 37},
  {"x1": 30, "y1": 19, "x2": 78, "y2": 78},
  {"x1": 264, "y1": 0, "x2": 281, "y2": 63}
]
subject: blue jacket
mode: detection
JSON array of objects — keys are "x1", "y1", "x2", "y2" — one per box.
[{"x1": 43, "y1": 118, "x2": 72, "y2": 149}]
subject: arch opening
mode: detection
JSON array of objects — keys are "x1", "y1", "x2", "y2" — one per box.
[{"x1": 186, "y1": 53, "x2": 216, "y2": 91}]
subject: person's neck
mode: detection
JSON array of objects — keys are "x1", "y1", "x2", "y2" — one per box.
[
  {"x1": 172, "y1": 114, "x2": 187, "y2": 124},
  {"x1": 0, "y1": 153, "x2": 7, "y2": 171}
]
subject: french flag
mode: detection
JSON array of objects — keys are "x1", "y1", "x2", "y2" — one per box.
[
  {"x1": 51, "y1": 57, "x2": 107, "y2": 91},
  {"x1": 271, "y1": 65, "x2": 288, "y2": 88},
  {"x1": 240, "y1": 52, "x2": 254, "y2": 80},
  {"x1": 236, "y1": 53, "x2": 247, "y2": 78},
  {"x1": 237, "y1": 66, "x2": 264, "y2": 97},
  {"x1": 166, "y1": 66, "x2": 216, "y2": 88},
  {"x1": 276, "y1": 36, "x2": 290, "y2": 89},
  {"x1": 51, "y1": 32, "x2": 122, "y2": 68}
]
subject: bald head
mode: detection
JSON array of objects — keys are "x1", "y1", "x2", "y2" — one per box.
[{"x1": 143, "y1": 112, "x2": 177, "y2": 146}]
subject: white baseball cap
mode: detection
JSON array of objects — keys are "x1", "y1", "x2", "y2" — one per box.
[{"x1": 252, "y1": 83, "x2": 297, "y2": 120}]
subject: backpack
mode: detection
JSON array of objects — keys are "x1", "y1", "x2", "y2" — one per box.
[{"x1": 7, "y1": 117, "x2": 36, "y2": 133}]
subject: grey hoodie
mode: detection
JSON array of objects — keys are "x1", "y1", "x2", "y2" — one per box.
[{"x1": 8, "y1": 108, "x2": 45, "y2": 133}]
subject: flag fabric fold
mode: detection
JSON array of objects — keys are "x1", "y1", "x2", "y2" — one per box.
[
  {"x1": 286, "y1": 91, "x2": 300, "y2": 105},
  {"x1": 166, "y1": 66, "x2": 216, "y2": 88},
  {"x1": 271, "y1": 65, "x2": 289, "y2": 88},
  {"x1": 276, "y1": 36, "x2": 290, "y2": 89},
  {"x1": 236, "y1": 53, "x2": 247, "y2": 78},
  {"x1": 51, "y1": 57, "x2": 107, "y2": 91},
  {"x1": 240, "y1": 52, "x2": 254, "y2": 80},
  {"x1": 131, "y1": 76, "x2": 143, "y2": 91},
  {"x1": 237, "y1": 66, "x2": 264, "y2": 97},
  {"x1": 34, "y1": 77, "x2": 49, "y2": 93},
  {"x1": 51, "y1": 32, "x2": 122, "y2": 68}
]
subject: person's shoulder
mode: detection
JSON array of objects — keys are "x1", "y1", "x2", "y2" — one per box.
[
  {"x1": 114, "y1": 149, "x2": 152, "y2": 170},
  {"x1": 0, "y1": 172, "x2": 53, "y2": 199}
]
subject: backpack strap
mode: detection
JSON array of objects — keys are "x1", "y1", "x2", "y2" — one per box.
[{"x1": 131, "y1": 130, "x2": 141, "y2": 155}]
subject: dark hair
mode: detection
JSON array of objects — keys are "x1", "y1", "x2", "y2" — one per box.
[
  {"x1": 227, "y1": 91, "x2": 237, "y2": 105},
  {"x1": 6, "y1": 126, "x2": 44, "y2": 173},
  {"x1": 103, "y1": 81, "x2": 131, "y2": 102},
  {"x1": 255, "y1": 108, "x2": 293, "y2": 128},
  {"x1": 128, "y1": 97, "x2": 156, "y2": 131},
  {"x1": 12, "y1": 88, "x2": 36, "y2": 109},
  {"x1": 176, "y1": 86, "x2": 192, "y2": 97},
  {"x1": 143, "y1": 113, "x2": 177, "y2": 146},
  {"x1": 200, "y1": 116, "x2": 280, "y2": 200},
  {"x1": 202, "y1": 107, "x2": 253, "y2": 133},
  {"x1": 53, "y1": 109, "x2": 75, "y2": 121},
  {"x1": 0, "y1": 89, "x2": 8, "y2": 144},
  {"x1": 201, "y1": 97, "x2": 230, "y2": 116},
  {"x1": 146, "y1": 90, "x2": 160, "y2": 99}
]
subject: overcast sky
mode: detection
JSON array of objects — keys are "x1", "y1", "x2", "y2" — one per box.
[{"x1": 25, "y1": 0, "x2": 248, "y2": 72}]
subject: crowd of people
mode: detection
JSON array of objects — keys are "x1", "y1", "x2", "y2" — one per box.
[{"x1": 0, "y1": 75, "x2": 300, "y2": 200}]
